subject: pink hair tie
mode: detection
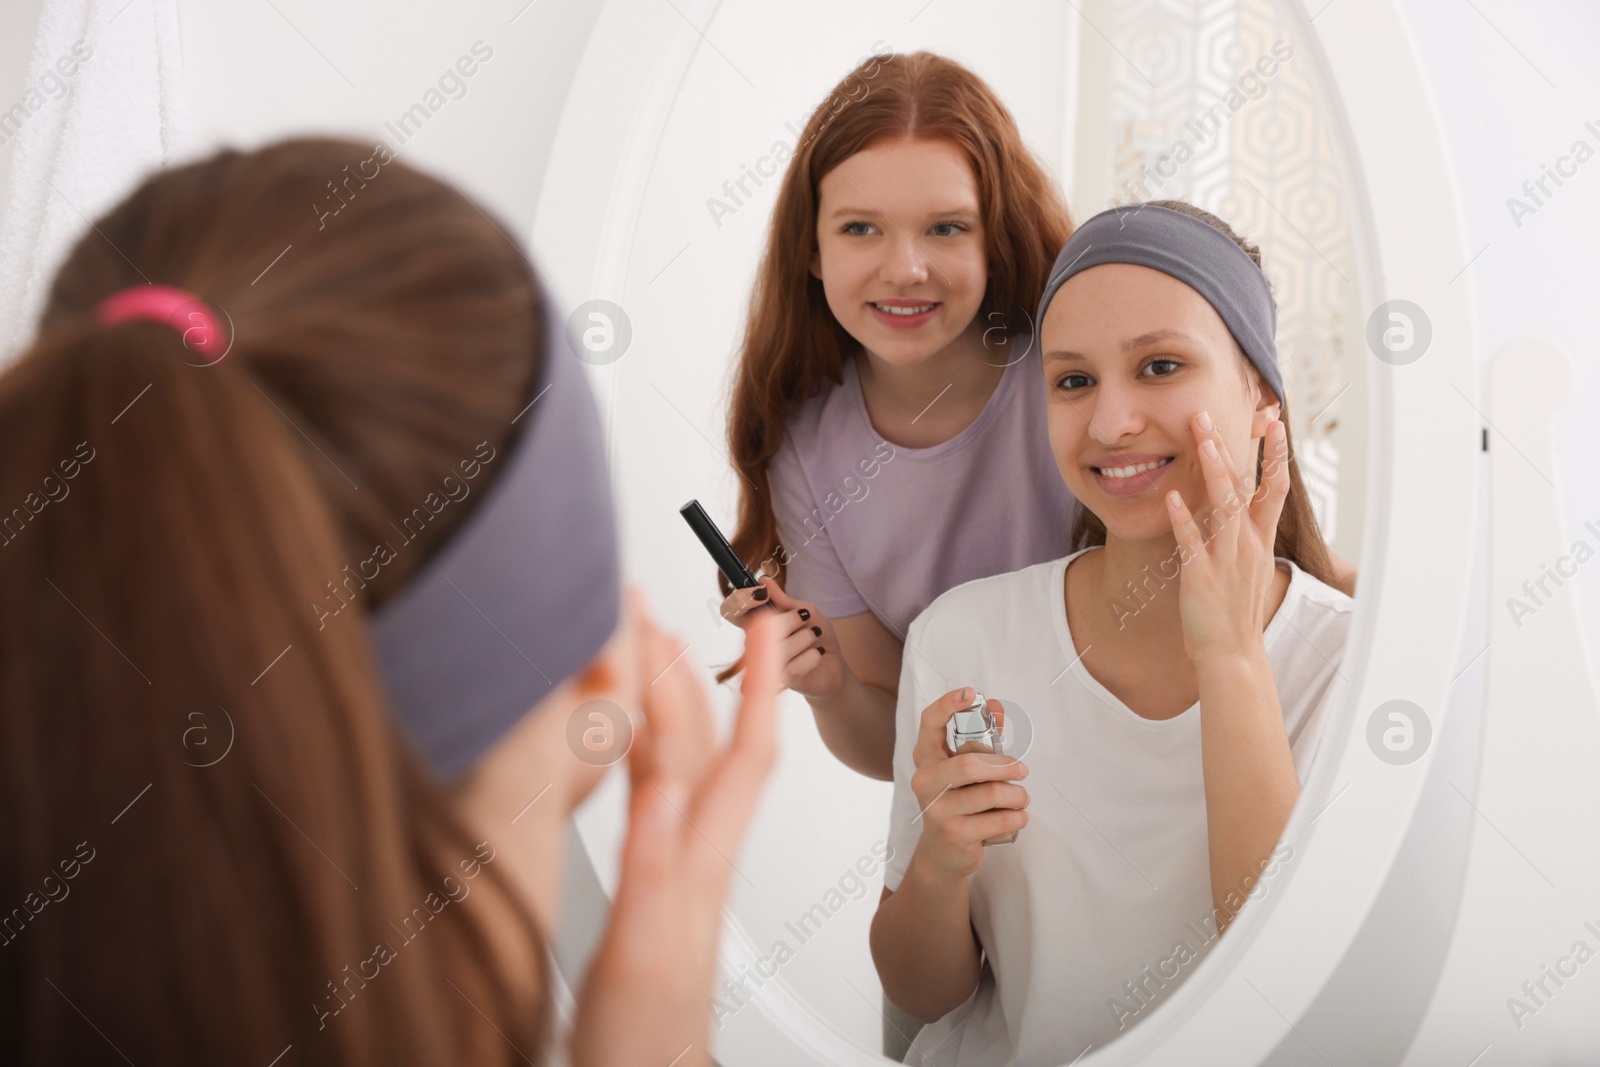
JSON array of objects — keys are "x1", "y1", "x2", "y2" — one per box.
[{"x1": 95, "y1": 284, "x2": 227, "y2": 364}]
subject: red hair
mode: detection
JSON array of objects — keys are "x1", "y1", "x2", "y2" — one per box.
[{"x1": 716, "y1": 51, "x2": 1074, "y2": 682}]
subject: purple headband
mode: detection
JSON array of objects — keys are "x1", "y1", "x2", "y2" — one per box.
[
  {"x1": 94, "y1": 277, "x2": 621, "y2": 780},
  {"x1": 1037, "y1": 204, "x2": 1285, "y2": 405},
  {"x1": 368, "y1": 279, "x2": 622, "y2": 779}
]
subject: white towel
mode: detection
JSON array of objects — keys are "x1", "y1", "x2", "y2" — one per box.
[{"x1": 0, "y1": 0, "x2": 191, "y2": 368}]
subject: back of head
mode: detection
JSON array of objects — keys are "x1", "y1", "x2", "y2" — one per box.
[{"x1": 0, "y1": 137, "x2": 547, "y2": 1064}]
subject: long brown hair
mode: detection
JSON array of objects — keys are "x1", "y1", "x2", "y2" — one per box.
[
  {"x1": 716, "y1": 51, "x2": 1074, "y2": 682},
  {"x1": 0, "y1": 137, "x2": 549, "y2": 1064},
  {"x1": 1065, "y1": 200, "x2": 1335, "y2": 586}
]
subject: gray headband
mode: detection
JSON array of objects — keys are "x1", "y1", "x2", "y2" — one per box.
[
  {"x1": 1036, "y1": 204, "x2": 1284, "y2": 404},
  {"x1": 370, "y1": 278, "x2": 621, "y2": 780}
]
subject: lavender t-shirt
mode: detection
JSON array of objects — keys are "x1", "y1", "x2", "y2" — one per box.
[{"x1": 768, "y1": 346, "x2": 1079, "y2": 638}]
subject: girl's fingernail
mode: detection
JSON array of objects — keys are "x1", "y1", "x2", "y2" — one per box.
[
  {"x1": 1198, "y1": 410, "x2": 1214, "y2": 431},
  {"x1": 818, "y1": 647, "x2": 826, "y2": 655},
  {"x1": 798, "y1": 608, "x2": 811, "y2": 621},
  {"x1": 811, "y1": 625, "x2": 822, "y2": 637},
  {"x1": 753, "y1": 587, "x2": 769, "y2": 601},
  {"x1": 1202, "y1": 438, "x2": 1218, "y2": 459}
]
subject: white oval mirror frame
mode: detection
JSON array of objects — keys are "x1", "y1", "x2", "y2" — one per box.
[{"x1": 531, "y1": 0, "x2": 1483, "y2": 1063}]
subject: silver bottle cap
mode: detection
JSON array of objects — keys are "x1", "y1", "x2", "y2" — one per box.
[
  {"x1": 949, "y1": 692, "x2": 1002, "y2": 753},
  {"x1": 951, "y1": 704, "x2": 994, "y2": 739}
]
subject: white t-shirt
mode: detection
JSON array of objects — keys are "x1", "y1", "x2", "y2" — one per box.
[{"x1": 882, "y1": 546, "x2": 1354, "y2": 1066}]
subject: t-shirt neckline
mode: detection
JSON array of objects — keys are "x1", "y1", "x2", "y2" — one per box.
[
  {"x1": 1051, "y1": 545, "x2": 1303, "y2": 727},
  {"x1": 843, "y1": 347, "x2": 1024, "y2": 461}
]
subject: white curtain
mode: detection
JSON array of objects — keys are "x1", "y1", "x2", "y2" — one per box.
[{"x1": 0, "y1": 0, "x2": 191, "y2": 367}]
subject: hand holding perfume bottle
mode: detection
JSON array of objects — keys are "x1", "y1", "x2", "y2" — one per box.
[
  {"x1": 946, "y1": 692, "x2": 1021, "y2": 847},
  {"x1": 907, "y1": 688, "x2": 1030, "y2": 884}
]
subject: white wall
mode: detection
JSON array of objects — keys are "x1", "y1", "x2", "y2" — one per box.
[{"x1": 1396, "y1": 0, "x2": 1600, "y2": 658}]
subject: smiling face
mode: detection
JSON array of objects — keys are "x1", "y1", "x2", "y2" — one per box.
[
  {"x1": 810, "y1": 136, "x2": 989, "y2": 365},
  {"x1": 1041, "y1": 262, "x2": 1281, "y2": 543}
]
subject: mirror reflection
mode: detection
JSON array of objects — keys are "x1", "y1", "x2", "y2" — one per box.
[{"x1": 652, "y1": 1, "x2": 1366, "y2": 1061}]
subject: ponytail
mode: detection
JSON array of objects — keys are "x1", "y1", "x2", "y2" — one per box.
[{"x1": 0, "y1": 138, "x2": 549, "y2": 1065}]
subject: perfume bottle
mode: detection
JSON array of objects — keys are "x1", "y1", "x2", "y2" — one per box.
[{"x1": 947, "y1": 692, "x2": 1020, "y2": 847}]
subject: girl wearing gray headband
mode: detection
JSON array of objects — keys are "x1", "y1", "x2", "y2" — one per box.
[
  {"x1": 873, "y1": 202, "x2": 1358, "y2": 1063},
  {"x1": 0, "y1": 136, "x2": 785, "y2": 1067}
]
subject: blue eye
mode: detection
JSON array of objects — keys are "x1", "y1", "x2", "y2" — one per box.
[
  {"x1": 1054, "y1": 373, "x2": 1090, "y2": 392},
  {"x1": 842, "y1": 221, "x2": 875, "y2": 236},
  {"x1": 1145, "y1": 358, "x2": 1180, "y2": 377},
  {"x1": 930, "y1": 221, "x2": 966, "y2": 237}
]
